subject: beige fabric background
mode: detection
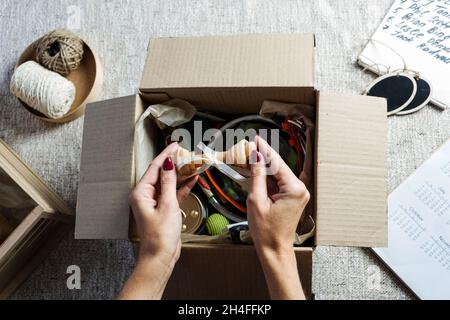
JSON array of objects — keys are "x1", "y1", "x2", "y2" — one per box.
[{"x1": 1, "y1": 0, "x2": 448, "y2": 300}]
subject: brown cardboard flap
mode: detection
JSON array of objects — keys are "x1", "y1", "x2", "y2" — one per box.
[
  {"x1": 140, "y1": 33, "x2": 315, "y2": 90},
  {"x1": 164, "y1": 244, "x2": 312, "y2": 300},
  {"x1": 315, "y1": 93, "x2": 388, "y2": 247},
  {"x1": 75, "y1": 95, "x2": 142, "y2": 239}
]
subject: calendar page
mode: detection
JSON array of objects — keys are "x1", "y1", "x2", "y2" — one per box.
[{"x1": 374, "y1": 139, "x2": 450, "y2": 300}]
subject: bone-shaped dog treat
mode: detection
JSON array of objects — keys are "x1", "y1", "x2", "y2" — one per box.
[{"x1": 174, "y1": 140, "x2": 251, "y2": 176}]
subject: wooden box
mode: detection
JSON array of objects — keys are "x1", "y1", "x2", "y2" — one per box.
[{"x1": 0, "y1": 139, "x2": 72, "y2": 299}]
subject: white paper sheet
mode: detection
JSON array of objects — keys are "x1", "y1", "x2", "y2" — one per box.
[
  {"x1": 358, "y1": 0, "x2": 450, "y2": 109},
  {"x1": 374, "y1": 139, "x2": 450, "y2": 300}
]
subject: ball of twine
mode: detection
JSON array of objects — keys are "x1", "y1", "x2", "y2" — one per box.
[
  {"x1": 10, "y1": 61, "x2": 76, "y2": 119},
  {"x1": 36, "y1": 29, "x2": 84, "y2": 76}
]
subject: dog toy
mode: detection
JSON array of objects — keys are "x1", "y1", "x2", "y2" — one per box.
[{"x1": 206, "y1": 213, "x2": 229, "y2": 236}]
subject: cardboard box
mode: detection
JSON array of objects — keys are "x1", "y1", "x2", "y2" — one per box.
[
  {"x1": 75, "y1": 34, "x2": 388, "y2": 299},
  {"x1": 0, "y1": 140, "x2": 73, "y2": 299}
]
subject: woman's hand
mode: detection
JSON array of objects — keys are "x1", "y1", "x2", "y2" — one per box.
[
  {"x1": 118, "y1": 142, "x2": 197, "y2": 300},
  {"x1": 130, "y1": 142, "x2": 197, "y2": 265},
  {"x1": 247, "y1": 136, "x2": 310, "y2": 300}
]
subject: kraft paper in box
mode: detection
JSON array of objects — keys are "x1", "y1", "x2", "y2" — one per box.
[{"x1": 134, "y1": 99, "x2": 196, "y2": 183}]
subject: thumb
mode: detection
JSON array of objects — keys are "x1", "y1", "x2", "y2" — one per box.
[
  {"x1": 158, "y1": 157, "x2": 177, "y2": 209},
  {"x1": 248, "y1": 150, "x2": 268, "y2": 201}
]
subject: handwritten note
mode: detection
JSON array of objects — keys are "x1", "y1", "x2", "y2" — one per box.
[
  {"x1": 359, "y1": 0, "x2": 450, "y2": 109},
  {"x1": 374, "y1": 139, "x2": 450, "y2": 300}
]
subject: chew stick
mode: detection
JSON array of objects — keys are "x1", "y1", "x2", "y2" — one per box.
[{"x1": 174, "y1": 140, "x2": 251, "y2": 176}]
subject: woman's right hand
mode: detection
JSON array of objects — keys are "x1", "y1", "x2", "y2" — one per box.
[
  {"x1": 246, "y1": 135, "x2": 310, "y2": 300},
  {"x1": 247, "y1": 135, "x2": 310, "y2": 253}
]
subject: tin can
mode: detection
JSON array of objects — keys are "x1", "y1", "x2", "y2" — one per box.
[{"x1": 180, "y1": 192, "x2": 207, "y2": 234}]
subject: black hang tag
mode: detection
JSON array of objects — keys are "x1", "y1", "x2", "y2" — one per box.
[
  {"x1": 397, "y1": 77, "x2": 432, "y2": 115},
  {"x1": 366, "y1": 73, "x2": 416, "y2": 116}
]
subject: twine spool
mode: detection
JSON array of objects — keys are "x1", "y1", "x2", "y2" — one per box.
[
  {"x1": 36, "y1": 29, "x2": 84, "y2": 76},
  {"x1": 10, "y1": 61, "x2": 76, "y2": 119},
  {"x1": 206, "y1": 213, "x2": 229, "y2": 236}
]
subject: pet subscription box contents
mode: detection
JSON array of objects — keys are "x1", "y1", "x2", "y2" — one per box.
[{"x1": 75, "y1": 34, "x2": 388, "y2": 299}]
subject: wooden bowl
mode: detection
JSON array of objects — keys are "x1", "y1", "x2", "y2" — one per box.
[{"x1": 14, "y1": 38, "x2": 103, "y2": 123}]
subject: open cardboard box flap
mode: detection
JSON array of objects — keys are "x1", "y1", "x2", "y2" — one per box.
[
  {"x1": 141, "y1": 34, "x2": 315, "y2": 89},
  {"x1": 315, "y1": 93, "x2": 387, "y2": 247},
  {"x1": 140, "y1": 34, "x2": 316, "y2": 112},
  {"x1": 75, "y1": 34, "x2": 387, "y2": 248}
]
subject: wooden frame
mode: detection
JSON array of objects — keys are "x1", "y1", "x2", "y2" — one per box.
[{"x1": 0, "y1": 140, "x2": 73, "y2": 299}]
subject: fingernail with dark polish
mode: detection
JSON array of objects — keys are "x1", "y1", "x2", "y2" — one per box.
[
  {"x1": 163, "y1": 157, "x2": 174, "y2": 171},
  {"x1": 251, "y1": 150, "x2": 260, "y2": 163}
]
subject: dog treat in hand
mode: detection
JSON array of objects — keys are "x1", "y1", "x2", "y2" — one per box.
[{"x1": 174, "y1": 140, "x2": 252, "y2": 176}]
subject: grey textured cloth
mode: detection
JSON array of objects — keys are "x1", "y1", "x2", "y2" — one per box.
[{"x1": 1, "y1": 0, "x2": 448, "y2": 300}]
